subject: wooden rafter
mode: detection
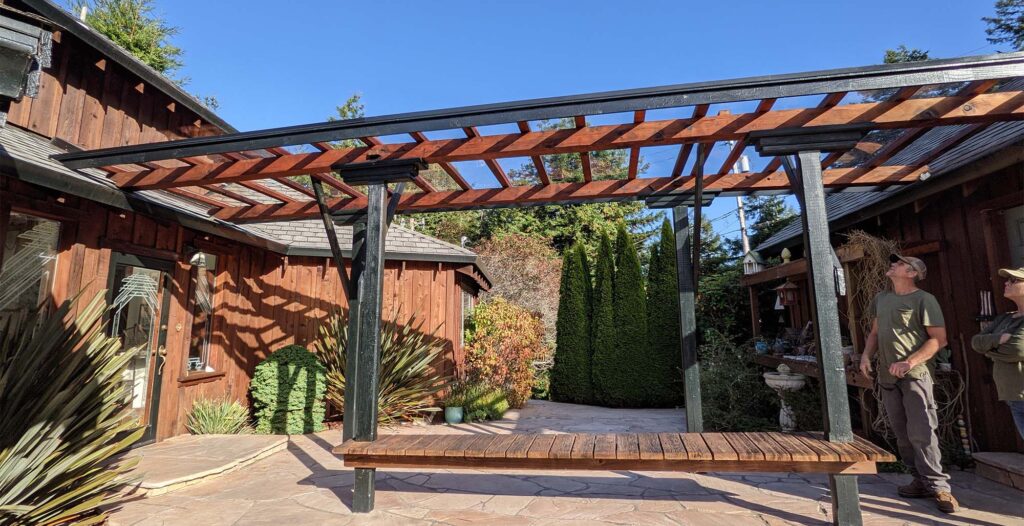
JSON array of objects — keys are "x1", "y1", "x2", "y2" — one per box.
[
  {"x1": 409, "y1": 131, "x2": 471, "y2": 190},
  {"x1": 213, "y1": 163, "x2": 926, "y2": 223},
  {"x1": 517, "y1": 122, "x2": 551, "y2": 184},
  {"x1": 105, "y1": 90, "x2": 1024, "y2": 190},
  {"x1": 463, "y1": 126, "x2": 511, "y2": 187},
  {"x1": 166, "y1": 187, "x2": 227, "y2": 210},
  {"x1": 718, "y1": 100, "x2": 776, "y2": 175},
  {"x1": 671, "y1": 104, "x2": 710, "y2": 178},
  {"x1": 627, "y1": 111, "x2": 645, "y2": 179},
  {"x1": 574, "y1": 116, "x2": 593, "y2": 182}
]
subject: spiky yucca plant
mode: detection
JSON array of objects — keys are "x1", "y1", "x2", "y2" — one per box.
[
  {"x1": 186, "y1": 398, "x2": 252, "y2": 435},
  {"x1": 0, "y1": 293, "x2": 144, "y2": 525},
  {"x1": 313, "y1": 311, "x2": 450, "y2": 425}
]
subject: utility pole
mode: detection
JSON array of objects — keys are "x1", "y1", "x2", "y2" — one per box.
[{"x1": 729, "y1": 141, "x2": 752, "y2": 255}]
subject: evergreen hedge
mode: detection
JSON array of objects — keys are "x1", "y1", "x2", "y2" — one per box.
[
  {"x1": 551, "y1": 243, "x2": 592, "y2": 403},
  {"x1": 250, "y1": 345, "x2": 327, "y2": 434},
  {"x1": 590, "y1": 233, "x2": 617, "y2": 405},
  {"x1": 646, "y1": 218, "x2": 683, "y2": 406}
]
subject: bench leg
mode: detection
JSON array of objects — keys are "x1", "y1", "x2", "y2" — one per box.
[
  {"x1": 830, "y1": 474, "x2": 862, "y2": 526},
  {"x1": 353, "y1": 467, "x2": 376, "y2": 513}
]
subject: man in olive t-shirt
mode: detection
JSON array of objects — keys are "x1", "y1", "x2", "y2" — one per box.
[{"x1": 859, "y1": 255, "x2": 958, "y2": 513}]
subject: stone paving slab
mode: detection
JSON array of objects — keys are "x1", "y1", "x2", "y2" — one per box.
[
  {"x1": 108, "y1": 401, "x2": 1024, "y2": 526},
  {"x1": 126, "y1": 434, "x2": 287, "y2": 496}
]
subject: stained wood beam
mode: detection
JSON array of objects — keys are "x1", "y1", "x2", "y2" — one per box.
[
  {"x1": 516, "y1": 122, "x2": 551, "y2": 184},
  {"x1": 672, "y1": 105, "x2": 710, "y2": 178},
  {"x1": 202, "y1": 185, "x2": 261, "y2": 206},
  {"x1": 313, "y1": 173, "x2": 364, "y2": 198},
  {"x1": 214, "y1": 164, "x2": 926, "y2": 222},
  {"x1": 718, "y1": 100, "x2": 776, "y2": 175},
  {"x1": 409, "y1": 131, "x2": 471, "y2": 190},
  {"x1": 462, "y1": 126, "x2": 512, "y2": 187},
  {"x1": 236, "y1": 181, "x2": 298, "y2": 204},
  {"x1": 628, "y1": 111, "x2": 645, "y2": 179},
  {"x1": 574, "y1": 116, "x2": 593, "y2": 182},
  {"x1": 271, "y1": 177, "x2": 317, "y2": 199},
  {"x1": 166, "y1": 187, "x2": 226, "y2": 210},
  {"x1": 110, "y1": 91, "x2": 1024, "y2": 190}
]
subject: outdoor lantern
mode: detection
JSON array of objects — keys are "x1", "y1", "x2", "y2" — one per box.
[
  {"x1": 775, "y1": 280, "x2": 799, "y2": 306},
  {"x1": 0, "y1": 13, "x2": 51, "y2": 125}
]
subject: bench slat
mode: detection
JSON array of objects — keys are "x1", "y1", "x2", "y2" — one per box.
[
  {"x1": 791, "y1": 433, "x2": 841, "y2": 462},
  {"x1": 681, "y1": 433, "x2": 713, "y2": 460},
  {"x1": 768, "y1": 432, "x2": 818, "y2": 462},
  {"x1": 528, "y1": 434, "x2": 557, "y2": 459},
  {"x1": 659, "y1": 433, "x2": 688, "y2": 460},
  {"x1": 549, "y1": 434, "x2": 576, "y2": 459},
  {"x1": 423, "y1": 435, "x2": 461, "y2": 456},
  {"x1": 746, "y1": 432, "x2": 791, "y2": 462},
  {"x1": 570, "y1": 434, "x2": 596, "y2": 459},
  {"x1": 638, "y1": 433, "x2": 665, "y2": 460},
  {"x1": 594, "y1": 434, "x2": 617, "y2": 460},
  {"x1": 800, "y1": 432, "x2": 867, "y2": 462},
  {"x1": 723, "y1": 433, "x2": 765, "y2": 461},
  {"x1": 616, "y1": 434, "x2": 640, "y2": 460},
  {"x1": 505, "y1": 434, "x2": 537, "y2": 459},
  {"x1": 700, "y1": 433, "x2": 738, "y2": 461},
  {"x1": 483, "y1": 433, "x2": 519, "y2": 458}
]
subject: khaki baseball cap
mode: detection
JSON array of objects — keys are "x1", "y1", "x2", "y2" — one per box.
[
  {"x1": 890, "y1": 254, "x2": 927, "y2": 280},
  {"x1": 998, "y1": 267, "x2": 1024, "y2": 280}
]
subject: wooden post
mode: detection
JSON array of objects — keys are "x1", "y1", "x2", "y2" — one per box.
[
  {"x1": 748, "y1": 287, "x2": 761, "y2": 337},
  {"x1": 342, "y1": 219, "x2": 366, "y2": 443},
  {"x1": 791, "y1": 150, "x2": 862, "y2": 526},
  {"x1": 348, "y1": 183, "x2": 387, "y2": 513},
  {"x1": 673, "y1": 204, "x2": 703, "y2": 432}
]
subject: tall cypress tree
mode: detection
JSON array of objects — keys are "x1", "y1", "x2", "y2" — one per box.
[
  {"x1": 646, "y1": 218, "x2": 682, "y2": 406},
  {"x1": 551, "y1": 243, "x2": 592, "y2": 403},
  {"x1": 590, "y1": 233, "x2": 616, "y2": 406}
]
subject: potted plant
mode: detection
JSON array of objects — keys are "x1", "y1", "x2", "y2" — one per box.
[{"x1": 444, "y1": 383, "x2": 468, "y2": 425}]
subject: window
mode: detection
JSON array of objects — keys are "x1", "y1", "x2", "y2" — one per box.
[
  {"x1": 0, "y1": 212, "x2": 60, "y2": 324},
  {"x1": 187, "y1": 251, "x2": 217, "y2": 373},
  {"x1": 459, "y1": 286, "x2": 475, "y2": 348}
]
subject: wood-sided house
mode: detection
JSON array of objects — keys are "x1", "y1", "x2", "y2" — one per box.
[
  {"x1": 0, "y1": 0, "x2": 489, "y2": 443},
  {"x1": 743, "y1": 115, "x2": 1024, "y2": 454}
]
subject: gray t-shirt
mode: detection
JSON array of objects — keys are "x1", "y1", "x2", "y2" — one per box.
[{"x1": 869, "y1": 289, "x2": 945, "y2": 385}]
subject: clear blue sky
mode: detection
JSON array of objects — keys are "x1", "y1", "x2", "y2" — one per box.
[{"x1": 159, "y1": 0, "x2": 1004, "y2": 243}]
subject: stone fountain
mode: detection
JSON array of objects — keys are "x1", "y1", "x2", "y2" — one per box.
[{"x1": 763, "y1": 363, "x2": 807, "y2": 432}]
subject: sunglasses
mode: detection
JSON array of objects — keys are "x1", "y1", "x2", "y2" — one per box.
[{"x1": 1009, "y1": 277, "x2": 1022, "y2": 285}]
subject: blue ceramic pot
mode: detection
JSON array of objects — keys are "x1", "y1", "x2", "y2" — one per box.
[{"x1": 444, "y1": 406, "x2": 464, "y2": 425}]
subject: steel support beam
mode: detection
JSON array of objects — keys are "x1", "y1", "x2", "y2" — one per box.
[
  {"x1": 672, "y1": 204, "x2": 703, "y2": 432},
  {"x1": 792, "y1": 150, "x2": 861, "y2": 525}
]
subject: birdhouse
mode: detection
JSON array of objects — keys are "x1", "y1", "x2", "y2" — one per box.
[
  {"x1": 743, "y1": 251, "x2": 765, "y2": 275},
  {"x1": 774, "y1": 280, "x2": 800, "y2": 306}
]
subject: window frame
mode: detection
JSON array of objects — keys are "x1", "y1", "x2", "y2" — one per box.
[
  {"x1": 1, "y1": 208, "x2": 64, "y2": 318},
  {"x1": 183, "y1": 249, "x2": 222, "y2": 376}
]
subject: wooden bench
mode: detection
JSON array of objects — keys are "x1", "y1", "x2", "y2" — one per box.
[{"x1": 336, "y1": 432, "x2": 895, "y2": 475}]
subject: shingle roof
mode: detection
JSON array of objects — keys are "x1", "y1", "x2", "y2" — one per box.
[
  {"x1": 1, "y1": 125, "x2": 479, "y2": 263},
  {"x1": 756, "y1": 112, "x2": 1024, "y2": 254}
]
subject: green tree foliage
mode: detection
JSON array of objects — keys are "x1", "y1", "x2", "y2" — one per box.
[
  {"x1": 74, "y1": 0, "x2": 183, "y2": 74},
  {"x1": 589, "y1": 232, "x2": 616, "y2": 405},
  {"x1": 985, "y1": 0, "x2": 1024, "y2": 50},
  {"x1": 884, "y1": 45, "x2": 931, "y2": 64},
  {"x1": 726, "y1": 196, "x2": 798, "y2": 257},
  {"x1": 698, "y1": 329, "x2": 777, "y2": 431},
  {"x1": 646, "y1": 218, "x2": 683, "y2": 406},
  {"x1": 250, "y1": 345, "x2": 327, "y2": 434},
  {"x1": 594, "y1": 224, "x2": 651, "y2": 407},
  {"x1": 551, "y1": 243, "x2": 592, "y2": 403}
]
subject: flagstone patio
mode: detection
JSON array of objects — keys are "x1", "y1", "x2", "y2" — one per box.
[{"x1": 109, "y1": 401, "x2": 1024, "y2": 525}]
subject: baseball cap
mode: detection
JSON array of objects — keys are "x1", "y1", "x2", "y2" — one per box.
[
  {"x1": 998, "y1": 267, "x2": 1024, "y2": 280},
  {"x1": 889, "y1": 254, "x2": 927, "y2": 280}
]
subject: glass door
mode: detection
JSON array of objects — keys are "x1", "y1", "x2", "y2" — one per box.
[{"x1": 107, "y1": 253, "x2": 173, "y2": 444}]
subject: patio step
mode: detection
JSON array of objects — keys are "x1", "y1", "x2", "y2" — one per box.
[
  {"x1": 125, "y1": 434, "x2": 287, "y2": 496},
  {"x1": 973, "y1": 452, "x2": 1024, "y2": 490}
]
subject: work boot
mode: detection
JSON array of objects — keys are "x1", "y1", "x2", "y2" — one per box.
[
  {"x1": 934, "y1": 491, "x2": 960, "y2": 513},
  {"x1": 897, "y1": 478, "x2": 932, "y2": 498}
]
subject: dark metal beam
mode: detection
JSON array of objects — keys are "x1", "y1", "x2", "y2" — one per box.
[
  {"x1": 691, "y1": 144, "x2": 707, "y2": 292},
  {"x1": 673, "y1": 204, "x2": 702, "y2": 432},
  {"x1": 53, "y1": 52, "x2": 1024, "y2": 168},
  {"x1": 311, "y1": 178, "x2": 352, "y2": 294}
]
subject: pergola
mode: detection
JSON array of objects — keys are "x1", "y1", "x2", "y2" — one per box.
[{"x1": 55, "y1": 51, "x2": 1024, "y2": 524}]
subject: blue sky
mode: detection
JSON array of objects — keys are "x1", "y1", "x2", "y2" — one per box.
[{"x1": 158, "y1": 0, "x2": 1004, "y2": 242}]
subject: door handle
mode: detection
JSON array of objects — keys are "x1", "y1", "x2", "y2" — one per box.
[{"x1": 157, "y1": 346, "x2": 167, "y2": 375}]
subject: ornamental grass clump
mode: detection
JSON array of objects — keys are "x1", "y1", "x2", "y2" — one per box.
[
  {"x1": 249, "y1": 345, "x2": 327, "y2": 434},
  {"x1": 186, "y1": 397, "x2": 252, "y2": 435},
  {"x1": 446, "y1": 381, "x2": 510, "y2": 422},
  {"x1": 313, "y1": 311, "x2": 449, "y2": 425},
  {"x1": 0, "y1": 293, "x2": 144, "y2": 526}
]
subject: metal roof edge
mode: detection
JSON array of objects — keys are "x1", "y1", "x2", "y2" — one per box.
[{"x1": 22, "y1": 0, "x2": 236, "y2": 134}]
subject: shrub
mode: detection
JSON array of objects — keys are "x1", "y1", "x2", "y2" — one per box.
[
  {"x1": 464, "y1": 298, "x2": 545, "y2": 408},
  {"x1": 551, "y1": 242, "x2": 592, "y2": 404},
  {"x1": 0, "y1": 293, "x2": 144, "y2": 525},
  {"x1": 646, "y1": 218, "x2": 683, "y2": 407},
  {"x1": 699, "y1": 330, "x2": 777, "y2": 431},
  {"x1": 590, "y1": 232, "x2": 617, "y2": 405},
  {"x1": 531, "y1": 361, "x2": 551, "y2": 400},
  {"x1": 250, "y1": 345, "x2": 327, "y2": 434},
  {"x1": 312, "y1": 311, "x2": 449, "y2": 425},
  {"x1": 186, "y1": 397, "x2": 251, "y2": 435},
  {"x1": 447, "y1": 381, "x2": 510, "y2": 422}
]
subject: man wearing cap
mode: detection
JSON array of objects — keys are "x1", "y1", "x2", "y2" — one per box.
[
  {"x1": 859, "y1": 254, "x2": 958, "y2": 513},
  {"x1": 971, "y1": 266, "x2": 1024, "y2": 439}
]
